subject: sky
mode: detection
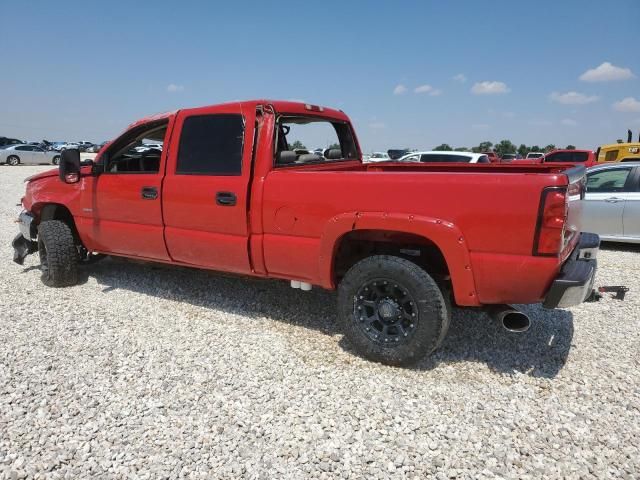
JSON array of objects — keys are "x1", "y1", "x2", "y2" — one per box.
[{"x1": 2, "y1": 0, "x2": 640, "y2": 152}]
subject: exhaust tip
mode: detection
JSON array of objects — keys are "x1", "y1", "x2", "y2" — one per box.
[{"x1": 501, "y1": 311, "x2": 531, "y2": 333}]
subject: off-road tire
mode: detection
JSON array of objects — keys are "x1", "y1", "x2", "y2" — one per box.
[
  {"x1": 38, "y1": 220, "x2": 79, "y2": 287},
  {"x1": 338, "y1": 255, "x2": 450, "y2": 366},
  {"x1": 7, "y1": 155, "x2": 20, "y2": 166}
]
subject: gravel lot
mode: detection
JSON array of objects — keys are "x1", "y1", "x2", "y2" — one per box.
[{"x1": 1, "y1": 166, "x2": 639, "y2": 479}]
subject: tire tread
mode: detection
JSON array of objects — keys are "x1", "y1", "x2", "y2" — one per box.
[{"x1": 38, "y1": 220, "x2": 79, "y2": 287}]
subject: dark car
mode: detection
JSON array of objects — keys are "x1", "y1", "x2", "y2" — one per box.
[
  {"x1": 387, "y1": 149, "x2": 413, "y2": 160},
  {"x1": 0, "y1": 137, "x2": 24, "y2": 148}
]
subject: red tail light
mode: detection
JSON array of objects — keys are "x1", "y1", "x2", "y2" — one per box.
[{"x1": 533, "y1": 187, "x2": 568, "y2": 256}]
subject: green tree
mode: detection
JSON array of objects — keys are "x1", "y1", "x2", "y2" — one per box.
[
  {"x1": 517, "y1": 144, "x2": 529, "y2": 157},
  {"x1": 290, "y1": 140, "x2": 306, "y2": 150},
  {"x1": 494, "y1": 139, "x2": 516, "y2": 157},
  {"x1": 530, "y1": 145, "x2": 541, "y2": 153},
  {"x1": 478, "y1": 141, "x2": 493, "y2": 152},
  {"x1": 433, "y1": 143, "x2": 453, "y2": 151},
  {"x1": 328, "y1": 143, "x2": 340, "y2": 150},
  {"x1": 565, "y1": 144, "x2": 576, "y2": 150},
  {"x1": 454, "y1": 147, "x2": 469, "y2": 152},
  {"x1": 544, "y1": 144, "x2": 556, "y2": 152}
]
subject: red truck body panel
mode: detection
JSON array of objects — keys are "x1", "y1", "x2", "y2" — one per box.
[{"x1": 22, "y1": 100, "x2": 586, "y2": 308}]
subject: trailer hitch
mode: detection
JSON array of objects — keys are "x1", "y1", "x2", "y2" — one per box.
[{"x1": 586, "y1": 286, "x2": 629, "y2": 302}]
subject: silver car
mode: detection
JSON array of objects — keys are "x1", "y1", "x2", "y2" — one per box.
[
  {"x1": 0, "y1": 144, "x2": 62, "y2": 166},
  {"x1": 582, "y1": 162, "x2": 640, "y2": 243}
]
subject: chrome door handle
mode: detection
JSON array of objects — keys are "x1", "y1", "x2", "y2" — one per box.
[{"x1": 605, "y1": 197, "x2": 623, "y2": 203}]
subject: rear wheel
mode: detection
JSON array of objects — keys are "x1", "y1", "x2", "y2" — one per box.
[
  {"x1": 338, "y1": 255, "x2": 449, "y2": 366},
  {"x1": 7, "y1": 155, "x2": 20, "y2": 166},
  {"x1": 38, "y1": 220, "x2": 79, "y2": 287}
]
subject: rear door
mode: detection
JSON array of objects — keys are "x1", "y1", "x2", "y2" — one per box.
[
  {"x1": 162, "y1": 103, "x2": 256, "y2": 273},
  {"x1": 31, "y1": 146, "x2": 47, "y2": 164},
  {"x1": 583, "y1": 166, "x2": 634, "y2": 237},
  {"x1": 622, "y1": 167, "x2": 640, "y2": 239}
]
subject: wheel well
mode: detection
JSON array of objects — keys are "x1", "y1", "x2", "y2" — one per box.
[
  {"x1": 38, "y1": 204, "x2": 81, "y2": 245},
  {"x1": 333, "y1": 230, "x2": 450, "y2": 284}
]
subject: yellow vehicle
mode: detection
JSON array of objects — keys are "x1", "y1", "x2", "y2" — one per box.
[{"x1": 597, "y1": 129, "x2": 640, "y2": 163}]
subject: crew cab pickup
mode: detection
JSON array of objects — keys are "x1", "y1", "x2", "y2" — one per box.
[{"x1": 12, "y1": 100, "x2": 599, "y2": 366}]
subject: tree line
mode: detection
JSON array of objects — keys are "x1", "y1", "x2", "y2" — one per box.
[{"x1": 432, "y1": 140, "x2": 577, "y2": 157}]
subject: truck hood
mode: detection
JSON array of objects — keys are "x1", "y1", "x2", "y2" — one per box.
[{"x1": 25, "y1": 168, "x2": 59, "y2": 183}]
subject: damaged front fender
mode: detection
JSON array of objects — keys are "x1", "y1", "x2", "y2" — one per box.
[{"x1": 12, "y1": 233, "x2": 37, "y2": 265}]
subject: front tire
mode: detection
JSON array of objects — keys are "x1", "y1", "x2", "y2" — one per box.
[
  {"x1": 52, "y1": 155, "x2": 61, "y2": 165},
  {"x1": 7, "y1": 155, "x2": 20, "y2": 166},
  {"x1": 338, "y1": 255, "x2": 449, "y2": 366},
  {"x1": 38, "y1": 220, "x2": 79, "y2": 287}
]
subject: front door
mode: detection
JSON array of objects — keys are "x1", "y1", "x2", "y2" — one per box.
[
  {"x1": 79, "y1": 120, "x2": 170, "y2": 260},
  {"x1": 162, "y1": 103, "x2": 255, "y2": 273}
]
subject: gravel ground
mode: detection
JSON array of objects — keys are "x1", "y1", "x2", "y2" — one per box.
[{"x1": 1, "y1": 166, "x2": 639, "y2": 479}]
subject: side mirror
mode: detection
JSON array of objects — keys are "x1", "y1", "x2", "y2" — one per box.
[{"x1": 59, "y1": 149, "x2": 81, "y2": 184}]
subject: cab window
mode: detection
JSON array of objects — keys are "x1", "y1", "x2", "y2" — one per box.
[
  {"x1": 103, "y1": 121, "x2": 167, "y2": 174},
  {"x1": 604, "y1": 150, "x2": 619, "y2": 162}
]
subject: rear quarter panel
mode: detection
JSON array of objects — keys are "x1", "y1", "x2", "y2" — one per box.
[{"x1": 261, "y1": 167, "x2": 569, "y2": 305}]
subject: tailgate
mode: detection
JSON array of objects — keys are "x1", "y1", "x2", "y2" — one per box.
[{"x1": 560, "y1": 165, "x2": 587, "y2": 259}]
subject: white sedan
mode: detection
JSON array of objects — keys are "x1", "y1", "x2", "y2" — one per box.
[
  {"x1": 366, "y1": 152, "x2": 391, "y2": 163},
  {"x1": 398, "y1": 151, "x2": 491, "y2": 163},
  {"x1": 0, "y1": 144, "x2": 61, "y2": 166}
]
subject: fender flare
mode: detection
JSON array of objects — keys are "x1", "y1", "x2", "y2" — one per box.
[{"x1": 318, "y1": 212, "x2": 480, "y2": 306}]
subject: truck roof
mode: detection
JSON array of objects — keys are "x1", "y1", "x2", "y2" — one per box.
[{"x1": 127, "y1": 100, "x2": 349, "y2": 130}]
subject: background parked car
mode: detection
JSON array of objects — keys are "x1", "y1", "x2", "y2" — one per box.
[
  {"x1": 398, "y1": 151, "x2": 491, "y2": 163},
  {"x1": 387, "y1": 148, "x2": 413, "y2": 160},
  {"x1": 133, "y1": 143, "x2": 163, "y2": 153},
  {"x1": 367, "y1": 152, "x2": 391, "y2": 162},
  {"x1": 76, "y1": 141, "x2": 94, "y2": 152},
  {"x1": 512, "y1": 149, "x2": 597, "y2": 167},
  {"x1": 526, "y1": 152, "x2": 544, "y2": 159},
  {"x1": 483, "y1": 152, "x2": 500, "y2": 163},
  {"x1": 582, "y1": 162, "x2": 640, "y2": 243},
  {"x1": 86, "y1": 141, "x2": 108, "y2": 153},
  {"x1": 501, "y1": 153, "x2": 520, "y2": 162},
  {"x1": 0, "y1": 137, "x2": 24, "y2": 148},
  {"x1": 0, "y1": 144, "x2": 61, "y2": 165}
]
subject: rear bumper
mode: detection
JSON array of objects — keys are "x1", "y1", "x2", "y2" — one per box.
[{"x1": 543, "y1": 232, "x2": 599, "y2": 309}]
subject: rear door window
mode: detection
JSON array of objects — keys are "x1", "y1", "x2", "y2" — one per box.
[
  {"x1": 274, "y1": 116, "x2": 358, "y2": 167},
  {"x1": 177, "y1": 114, "x2": 245, "y2": 175},
  {"x1": 586, "y1": 167, "x2": 632, "y2": 192}
]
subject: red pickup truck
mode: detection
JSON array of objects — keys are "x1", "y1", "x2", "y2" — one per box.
[
  {"x1": 511, "y1": 149, "x2": 597, "y2": 168},
  {"x1": 12, "y1": 100, "x2": 599, "y2": 366}
]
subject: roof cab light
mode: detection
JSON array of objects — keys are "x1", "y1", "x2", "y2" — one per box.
[
  {"x1": 534, "y1": 188, "x2": 569, "y2": 256},
  {"x1": 304, "y1": 104, "x2": 324, "y2": 112}
]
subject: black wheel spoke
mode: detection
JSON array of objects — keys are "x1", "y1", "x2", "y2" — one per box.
[{"x1": 354, "y1": 278, "x2": 418, "y2": 347}]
